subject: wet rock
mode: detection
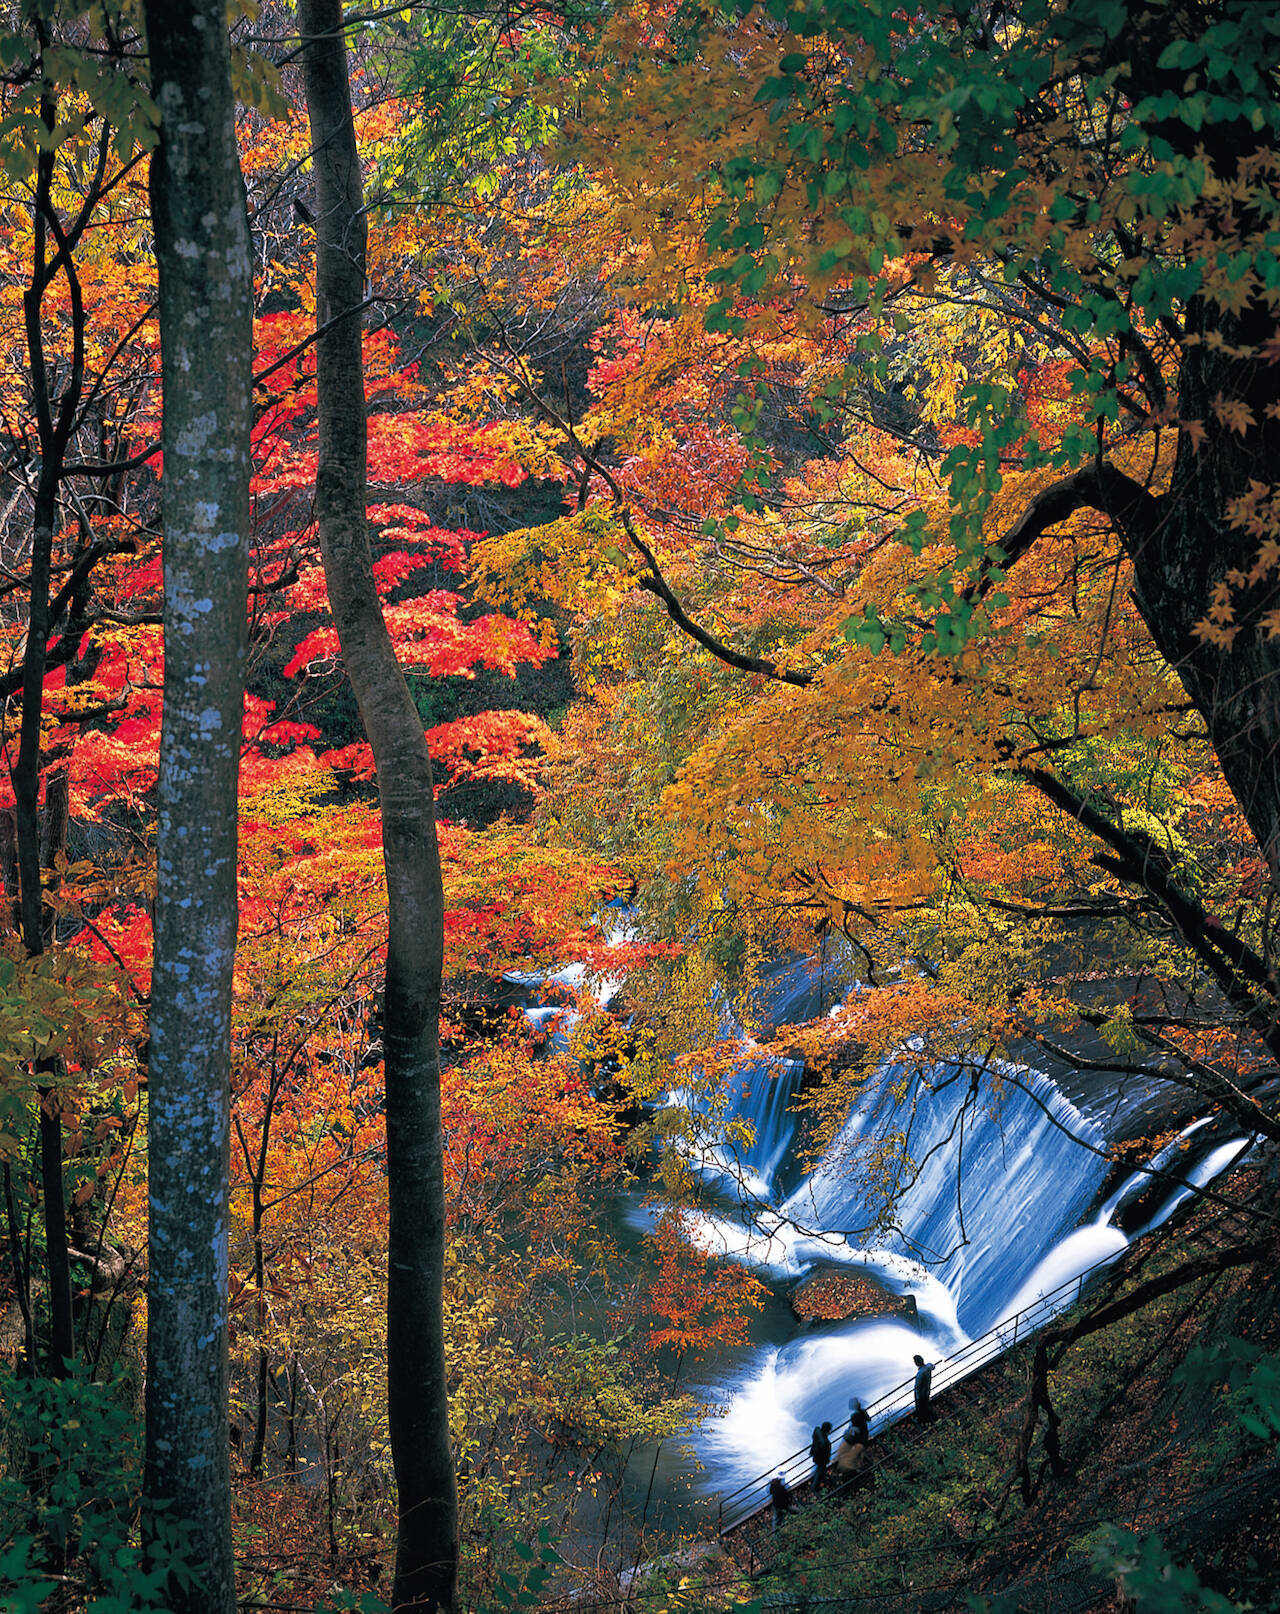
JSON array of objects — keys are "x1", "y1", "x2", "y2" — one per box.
[{"x1": 791, "y1": 1269, "x2": 916, "y2": 1323}]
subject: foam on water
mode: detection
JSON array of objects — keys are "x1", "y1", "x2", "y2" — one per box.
[
  {"x1": 703, "y1": 1317, "x2": 942, "y2": 1483},
  {"x1": 1128, "y1": 1136, "x2": 1253, "y2": 1239},
  {"x1": 547, "y1": 961, "x2": 623, "y2": 1009},
  {"x1": 995, "y1": 1223, "x2": 1129, "y2": 1334}
]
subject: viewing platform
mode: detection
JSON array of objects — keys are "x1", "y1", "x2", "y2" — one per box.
[{"x1": 716, "y1": 1250, "x2": 1126, "y2": 1547}]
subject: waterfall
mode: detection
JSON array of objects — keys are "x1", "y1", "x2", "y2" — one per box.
[
  {"x1": 678, "y1": 1024, "x2": 1254, "y2": 1491},
  {"x1": 776, "y1": 1056, "x2": 1110, "y2": 1333},
  {"x1": 505, "y1": 958, "x2": 624, "y2": 1056},
  {"x1": 668, "y1": 1053, "x2": 808, "y2": 1202},
  {"x1": 659, "y1": 949, "x2": 843, "y2": 1202},
  {"x1": 511, "y1": 932, "x2": 1253, "y2": 1501}
]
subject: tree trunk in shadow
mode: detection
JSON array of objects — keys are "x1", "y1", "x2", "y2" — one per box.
[{"x1": 298, "y1": 4, "x2": 458, "y2": 1607}]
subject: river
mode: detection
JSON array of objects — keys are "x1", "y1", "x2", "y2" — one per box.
[{"x1": 513, "y1": 944, "x2": 1253, "y2": 1535}]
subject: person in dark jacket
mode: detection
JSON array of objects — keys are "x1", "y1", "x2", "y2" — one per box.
[
  {"x1": 913, "y1": 1353, "x2": 936, "y2": 1423},
  {"x1": 809, "y1": 1421, "x2": 833, "y2": 1485},
  {"x1": 847, "y1": 1396, "x2": 870, "y2": 1446},
  {"x1": 768, "y1": 1472, "x2": 793, "y2": 1531}
]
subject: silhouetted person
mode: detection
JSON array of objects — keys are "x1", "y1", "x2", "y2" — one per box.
[
  {"x1": 847, "y1": 1396, "x2": 869, "y2": 1446},
  {"x1": 809, "y1": 1421, "x2": 832, "y2": 1485},
  {"x1": 913, "y1": 1353, "x2": 935, "y2": 1423},
  {"x1": 769, "y1": 1472, "x2": 793, "y2": 1531}
]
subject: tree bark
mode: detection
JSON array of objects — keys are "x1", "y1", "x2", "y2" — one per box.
[
  {"x1": 1093, "y1": 16, "x2": 1280, "y2": 896},
  {"x1": 1123, "y1": 341, "x2": 1280, "y2": 897},
  {"x1": 141, "y1": 3, "x2": 253, "y2": 1609},
  {"x1": 297, "y1": 5, "x2": 458, "y2": 1608},
  {"x1": 12, "y1": 58, "x2": 84, "y2": 1378}
]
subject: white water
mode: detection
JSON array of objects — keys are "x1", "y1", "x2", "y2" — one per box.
[
  {"x1": 511, "y1": 940, "x2": 1253, "y2": 1498},
  {"x1": 660, "y1": 962, "x2": 1255, "y2": 1492}
]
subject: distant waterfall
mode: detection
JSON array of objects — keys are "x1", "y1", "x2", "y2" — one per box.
[
  {"x1": 712, "y1": 1053, "x2": 808, "y2": 1195},
  {"x1": 661, "y1": 950, "x2": 839, "y2": 1201}
]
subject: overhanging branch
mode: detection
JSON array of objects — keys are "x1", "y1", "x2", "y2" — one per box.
[
  {"x1": 622, "y1": 509, "x2": 814, "y2": 688},
  {"x1": 976, "y1": 461, "x2": 1165, "y2": 597}
]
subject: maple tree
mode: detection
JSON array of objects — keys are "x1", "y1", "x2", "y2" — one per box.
[
  {"x1": 213, "y1": 785, "x2": 691, "y2": 1592},
  {"x1": 18, "y1": 0, "x2": 1280, "y2": 1603},
  {"x1": 441, "y1": 0, "x2": 1279, "y2": 1174},
  {"x1": 0, "y1": 8, "x2": 730, "y2": 1604},
  {"x1": 0, "y1": 0, "x2": 161, "y2": 1384}
]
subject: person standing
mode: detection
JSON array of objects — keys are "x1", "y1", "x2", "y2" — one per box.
[
  {"x1": 769, "y1": 1472, "x2": 794, "y2": 1532},
  {"x1": 913, "y1": 1353, "x2": 936, "y2": 1423},
  {"x1": 848, "y1": 1396, "x2": 870, "y2": 1446},
  {"x1": 809, "y1": 1421, "x2": 833, "y2": 1486},
  {"x1": 834, "y1": 1431, "x2": 869, "y2": 1492}
]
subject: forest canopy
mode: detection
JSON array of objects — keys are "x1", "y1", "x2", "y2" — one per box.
[{"x1": 3, "y1": 0, "x2": 1280, "y2": 1611}]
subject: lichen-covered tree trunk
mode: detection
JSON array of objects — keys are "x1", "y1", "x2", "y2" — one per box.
[
  {"x1": 298, "y1": 4, "x2": 458, "y2": 1608},
  {"x1": 141, "y1": 3, "x2": 253, "y2": 1608}
]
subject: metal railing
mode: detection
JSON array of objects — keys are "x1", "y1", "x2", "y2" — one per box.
[{"x1": 717, "y1": 1247, "x2": 1126, "y2": 1534}]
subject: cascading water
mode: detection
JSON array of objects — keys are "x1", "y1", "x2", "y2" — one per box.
[
  {"x1": 778, "y1": 1055, "x2": 1115, "y2": 1332},
  {"x1": 667, "y1": 1051, "x2": 807, "y2": 1203},
  {"x1": 513, "y1": 935, "x2": 1253, "y2": 1508},
  {"x1": 650, "y1": 963, "x2": 1255, "y2": 1494}
]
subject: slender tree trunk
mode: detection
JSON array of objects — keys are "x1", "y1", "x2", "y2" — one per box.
[
  {"x1": 34, "y1": 1097, "x2": 71, "y2": 1367},
  {"x1": 14, "y1": 70, "x2": 80, "y2": 1377},
  {"x1": 250, "y1": 1178, "x2": 269, "y2": 1476},
  {"x1": 251, "y1": 1344, "x2": 269, "y2": 1477},
  {"x1": 141, "y1": 3, "x2": 253, "y2": 1609},
  {"x1": 3, "y1": 1162, "x2": 35, "y2": 1368},
  {"x1": 236, "y1": 1080, "x2": 278, "y2": 1478},
  {"x1": 286, "y1": 1355, "x2": 300, "y2": 1473},
  {"x1": 298, "y1": 4, "x2": 458, "y2": 1607},
  {"x1": 35, "y1": 773, "x2": 73, "y2": 1367}
]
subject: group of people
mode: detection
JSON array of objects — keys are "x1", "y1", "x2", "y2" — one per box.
[
  {"x1": 767, "y1": 1354, "x2": 938, "y2": 1532},
  {"x1": 767, "y1": 1395, "x2": 873, "y2": 1530}
]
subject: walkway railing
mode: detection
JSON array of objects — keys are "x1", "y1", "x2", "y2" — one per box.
[{"x1": 717, "y1": 1247, "x2": 1127, "y2": 1534}]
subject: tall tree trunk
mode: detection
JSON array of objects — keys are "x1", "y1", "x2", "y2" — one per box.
[
  {"x1": 141, "y1": 3, "x2": 253, "y2": 1609},
  {"x1": 298, "y1": 5, "x2": 458, "y2": 1607},
  {"x1": 34, "y1": 773, "x2": 72, "y2": 1368},
  {"x1": 14, "y1": 65, "x2": 80, "y2": 1377},
  {"x1": 1108, "y1": 28, "x2": 1280, "y2": 894},
  {"x1": 1123, "y1": 322, "x2": 1280, "y2": 893}
]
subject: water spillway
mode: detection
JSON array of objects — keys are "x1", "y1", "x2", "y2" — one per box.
[
  {"x1": 512, "y1": 939, "x2": 1252, "y2": 1506},
  {"x1": 651, "y1": 961, "x2": 1254, "y2": 1494}
]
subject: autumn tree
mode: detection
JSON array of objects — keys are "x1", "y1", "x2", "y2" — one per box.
[
  {"x1": 575, "y1": 1, "x2": 1280, "y2": 828},
  {"x1": 298, "y1": 2, "x2": 459, "y2": 1605},
  {"x1": 452, "y1": 0, "x2": 1280, "y2": 1162},
  {"x1": 0, "y1": 0, "x2": 165, "y2": 1380},
  {"x1": 142, "y1": 1, "x2": 253, "y2": 1607}
]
